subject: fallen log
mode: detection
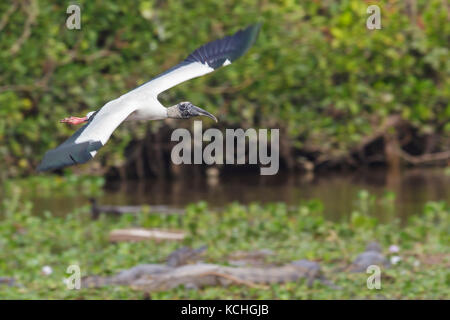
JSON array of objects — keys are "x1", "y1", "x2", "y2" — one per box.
[
  {"x1": 109, "y1": 228, "x2": 185, "y2": 242},
  {"x1": 81, "y1": 259, "x2": 327, "y2": 291}
]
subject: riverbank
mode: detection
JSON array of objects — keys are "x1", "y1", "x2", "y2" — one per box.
[
  {"x1": 2, "y1": 168, "x2": 450, "y2": 222},
  {"x1": 0, "y1": 198, "x2": 448, "y2": 299}
]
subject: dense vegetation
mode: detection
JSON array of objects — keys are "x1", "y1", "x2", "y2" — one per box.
[
  {"x1": 0, "y1": 0, "x2": 448, "y2": 178},
  {"x1": 0, "y1": 181, "x2": 448, "y2": 299},
  {"x1": 2, "y1": 1, "x2": 448, "y2": 300}
]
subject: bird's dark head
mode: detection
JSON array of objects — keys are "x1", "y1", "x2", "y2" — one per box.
[{"x1": 168, "y1": 102, "x2": 218, "y2": 122}]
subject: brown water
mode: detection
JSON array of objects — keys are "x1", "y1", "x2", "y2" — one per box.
[{"x1": 29, "y1": 167, "x2": 450, "y2": 223}]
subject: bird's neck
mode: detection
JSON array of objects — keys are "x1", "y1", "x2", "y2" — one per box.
[{"x1": 167, "y1": 105, "x2": 182, "y2": 119}]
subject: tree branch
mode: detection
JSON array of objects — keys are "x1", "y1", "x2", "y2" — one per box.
[
  {"x1": 0, "y1": 1, "x2": 19, "y2": 32},
  {"x1": 397, "y1": 149, "x2": 450, "y2": 165},
  {"x1": 9, "y1": 0, "x2": 38, "y2": 56}
]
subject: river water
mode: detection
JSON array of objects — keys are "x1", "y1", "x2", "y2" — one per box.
[{"x1": 28, "y1": 167, "x2": 450, "y2": 223}]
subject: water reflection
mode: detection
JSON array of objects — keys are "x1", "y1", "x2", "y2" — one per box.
[{"x1": 29, "y1": 168, "x2": 450, "y2": 223}]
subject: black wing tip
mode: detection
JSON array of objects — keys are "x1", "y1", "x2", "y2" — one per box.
[
  {"x1": 185, "y1": 23, "x2": 262, "y2": 69},
  {"x1": 36, "y1": 154, "x2": 75, "y2": 172},
  {"x1": 221, "y1": 22, "x2": 262, "y2": 64},
  {"x1": 244, "y1": 23, "x2": 262, "y2": 40},
  {"x1": 239, "y1": 23, "x2": 262, "y2": 39},
  {"x1": 36, "y1": 140, "x2": 103, "y2": 172},
  {"x1": 234, "y1": 22, "x2": 262, "y2": 59}
]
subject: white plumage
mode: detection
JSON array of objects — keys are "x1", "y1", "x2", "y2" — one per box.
[{"x1": 37, "y1": 23, "x2": 261, "y2": 171}]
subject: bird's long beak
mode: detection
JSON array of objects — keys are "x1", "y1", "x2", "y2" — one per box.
[{"x1": 192, "y1": 105, "x2": 218, "y2": 122}]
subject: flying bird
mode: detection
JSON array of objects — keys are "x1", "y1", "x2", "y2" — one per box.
[{"x1": 37, "y1": 23, "x2": 261, "y2": 172}]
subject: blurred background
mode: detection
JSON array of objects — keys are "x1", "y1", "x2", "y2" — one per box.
[{"x1": 0, "y1": 0, "x2": 448, "y2": 299}]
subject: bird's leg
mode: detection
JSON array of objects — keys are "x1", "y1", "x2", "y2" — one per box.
[{"x1": 60, "y1": 116, "x2": 88, "y2": 125}]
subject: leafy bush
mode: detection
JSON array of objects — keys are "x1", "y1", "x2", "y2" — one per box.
[{"x1": 0, "y1": 0, "x2": 448, "y2": 176}]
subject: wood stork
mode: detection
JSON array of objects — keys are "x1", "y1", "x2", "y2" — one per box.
[{"x1": 37, "y1": 24, "x2": 261, "y2": 172}]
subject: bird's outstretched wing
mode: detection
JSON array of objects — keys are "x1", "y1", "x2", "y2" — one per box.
[
  {"x1": 37, "y1": 24, "x2": 260, "y2": 172},
  {"x1": 37, "y1": 98, "x2": 137, "y2": 172},
  {"x1": 131, "y1": 23, "x2": 261, "y2": 96}
]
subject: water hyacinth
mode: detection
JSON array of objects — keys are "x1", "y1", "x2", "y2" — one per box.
[
  {"x1": 389, "y1": 245, "x2": 400, "y2": 253},
  {"x1": 41, "y1": 266, "x2": 53, "y2": 276},
  {"x1": 390, "y1": 256, "x2": 402, "y2": 265},
  {"x1": 0, "y1": 197, "x2": 448, "y2": 299}
]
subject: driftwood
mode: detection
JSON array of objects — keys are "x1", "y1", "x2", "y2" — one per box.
[
  {"x1": 81, "y1": 244, "x2": 328, "y2": 291},
  {"x1": 90, "y1": 199, "x2": 185, "y2": 219},
  {"x1": 109, "y1": 228, "x2": 185, "y2": 242},
  {"x1": 81, "y1": 260, "x2": 324, "y2": 292},
  {"x1": 78, "y1": 240, "x2": 395, "y2": 292},
  {"x1": 81, "y1": 243, "x2": 397, "y2": 292}
]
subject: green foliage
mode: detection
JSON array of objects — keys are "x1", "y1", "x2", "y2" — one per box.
[
  {"x1": 0, "y1": 195, "x2": 448, "y2": 299},
  {"x1": 0, "y1": 0, "x2": 448, "y2": 176},
  {"x1": 1, "y1": 174, "x2": 104, "y2": 200}
]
